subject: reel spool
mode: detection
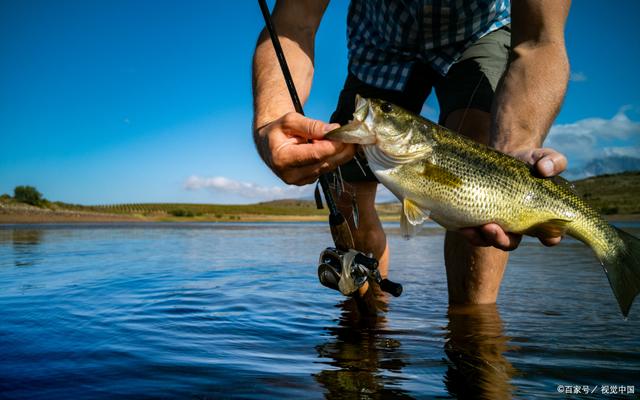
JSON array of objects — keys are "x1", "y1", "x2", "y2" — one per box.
[{"x1": 318, "y1": 247, "x2": 403, "y2": 297}]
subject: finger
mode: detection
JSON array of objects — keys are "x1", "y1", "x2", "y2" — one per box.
[
  {"x1": 538, "y1": 235, "x2": 563, "y2": 247},
  {"x1": 530, "y1": 148, "x2": 568, "y2": 177},
  {"x1": 280, "y1": 165, "x2": 325, "y2": 186},
  {"x1": 479, "y1": 224, "x2": 522, "y2": 251},
  {"x1": 280, "y1": 112, "x2": 338, "y2": 140},
  {"x1": 277, "y1": 139, "x2": 354, "y2": 169},
  {"x1": 281, "y1": 160, "x2": 333, "y2": 185},
  {"x1": 279, "y1": 146, "x2": 357, "y2": 185},
  {"x1": 273, "y1": 136, "x2": 307, "y2": 155}
]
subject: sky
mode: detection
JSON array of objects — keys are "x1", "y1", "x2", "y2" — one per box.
[{"x1": 1, "y1": 0, "x2": 639, "y2": 205}]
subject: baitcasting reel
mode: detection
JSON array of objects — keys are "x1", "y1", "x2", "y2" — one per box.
[{"x1": 318, "y1": 247, "x2": 403, "y2": 297}]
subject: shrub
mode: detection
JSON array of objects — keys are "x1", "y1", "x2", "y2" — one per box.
[
  {"x1": 168, "y1": 209, "x2": 195, "y2": 217},
  {"x1": 14, "y1": 185, "x2": 44, "y2": 206}
]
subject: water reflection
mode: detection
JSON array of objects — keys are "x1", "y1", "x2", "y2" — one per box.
[
  {"x1": 11, "y1": 229, "x2": 43, "y2": 267},
  {"x1": 314, "y1": 288, "x2": 413, "y2": 399},
  {"x1": 444, "y1": 304, "x2": 516, "y2": 400}
]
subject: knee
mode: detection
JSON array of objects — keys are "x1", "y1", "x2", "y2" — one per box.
[{"x1": 354, "y1": 222, "x2": 386, "y2": 255}]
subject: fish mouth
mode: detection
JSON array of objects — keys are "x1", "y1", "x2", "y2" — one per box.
[{"x1": 324, "y1": 95, "x2": 377, "y2": 144}]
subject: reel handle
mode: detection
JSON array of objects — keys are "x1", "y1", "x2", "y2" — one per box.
[
  {"x1": 379, "y1": 279, "x2": 403, "y2": 297},
  {"x1": 352, "y1": 251, "x2": 402, "y2": 297},
  {"x1": 352, "y1": 251, "x2": 402, "y2": 296}
]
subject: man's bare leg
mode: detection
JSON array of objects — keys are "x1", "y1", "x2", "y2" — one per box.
[
  {"x1": 335, "y1": 181, "x2": 388, "y2": 298},
  {"x1": 443, "y1": 109, "x2": 509, "y2": 304}
]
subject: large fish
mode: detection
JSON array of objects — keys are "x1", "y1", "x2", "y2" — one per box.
[{"x1": 326, "y1": 96, "x2": 640, "y2": 317}]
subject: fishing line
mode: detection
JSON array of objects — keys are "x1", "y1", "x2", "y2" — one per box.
[{"x1": 455, "y1": 73, "x2": 485, "y2": 133}]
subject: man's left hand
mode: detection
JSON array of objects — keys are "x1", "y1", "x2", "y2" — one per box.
[{"x1": 458, "y1": 148, "x2": 568, "y2": 251}]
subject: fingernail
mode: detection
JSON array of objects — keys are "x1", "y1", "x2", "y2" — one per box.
[
  {"x1": 323, "y1": 123, "x2": 339, "y2": 133},
  {"x1": 540, "y1": 159, "x2": 554, "y2": 176}
]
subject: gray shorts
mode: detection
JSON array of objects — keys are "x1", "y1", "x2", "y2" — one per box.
[{"x1": 330, "y1": 25, "x2": 511, "y2": 182}]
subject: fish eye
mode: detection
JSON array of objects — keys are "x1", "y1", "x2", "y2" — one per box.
[{"x1": 381, "y1": 102, "x2": 393, "y2": 113}]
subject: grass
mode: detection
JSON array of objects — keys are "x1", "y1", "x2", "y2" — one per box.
[
  {"x1": 572, "y1": 171, "x2": 640, "y2": 215},
  {"x1": 42, "y1": 197, "x2": 402, "y2": 220}
]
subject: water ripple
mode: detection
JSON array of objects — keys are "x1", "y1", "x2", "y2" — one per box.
[{"x1": 1, "y1": 223, "x2": 639, "y2": 399}]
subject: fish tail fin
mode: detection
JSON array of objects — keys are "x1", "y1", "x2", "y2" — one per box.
[{"x1": 603, "y1": 227, "x2": 640, "y2": 317}]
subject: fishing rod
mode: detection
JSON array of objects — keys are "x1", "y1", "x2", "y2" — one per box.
[
  {"x1": 257, "y1": 0, "x2": 402, "y2": 297},
  {"x1": 257, "y1": 0, "x2": 350, "y2": 248}
]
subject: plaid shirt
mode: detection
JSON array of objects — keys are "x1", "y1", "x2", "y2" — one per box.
[{"x1": 347, "y1": 0, "x2": 511, "y2": 91}]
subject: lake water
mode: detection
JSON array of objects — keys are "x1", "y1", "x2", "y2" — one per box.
[{"x1": 1, "y1": 222, "x2": 639, "y2": 399}]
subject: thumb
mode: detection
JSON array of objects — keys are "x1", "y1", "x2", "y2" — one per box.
[
  {"x1": 531, "y1": 148, "x2": 568, "y2": 177},
  {"x1": 281, "y1": 112, "x2": 338, "y2": 140}
]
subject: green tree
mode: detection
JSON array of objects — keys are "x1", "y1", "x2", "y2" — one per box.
[{"x1": 14, "y1": 185, "x2": 44, "y2": 206}]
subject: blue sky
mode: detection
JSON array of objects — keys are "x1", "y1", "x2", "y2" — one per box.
[{"x1": 1, "y1": 0, "x2": 639, "y2": 205}]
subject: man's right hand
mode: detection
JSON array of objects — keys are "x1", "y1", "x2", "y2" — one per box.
[{"x1": 255, "y1": 112, "x2": 356, "y2": 185}]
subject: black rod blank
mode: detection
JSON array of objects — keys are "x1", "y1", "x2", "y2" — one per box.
[{"x1": 257, "y1": 0, "x2": 340, "y2": 217}]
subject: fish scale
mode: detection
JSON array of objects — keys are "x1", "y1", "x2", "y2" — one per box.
[{"x1": 327, "y1": 96, "x2": 640, "y2": 317}]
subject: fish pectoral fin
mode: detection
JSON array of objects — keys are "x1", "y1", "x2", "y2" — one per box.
[
  {"x1": 400, "y1": 213, "x2": 419, "y2": 239},
  {"x1": 524, "y1": 218, "x2": 571, "y2": 238},
  {"x1": 400, "y1": 199, "x2": 430, "y2": 239},
  {"x1": 403, "y1": 198, "x2": 430, "y2": 225}
]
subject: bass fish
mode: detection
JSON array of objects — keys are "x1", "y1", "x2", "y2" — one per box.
[{"x1": 326, "y1": 95, "x2": 640, "y2": 317}]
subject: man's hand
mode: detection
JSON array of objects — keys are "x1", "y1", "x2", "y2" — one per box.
[
  {"x1": 255, "y1": 112, "x2": 356, "y2": 185},
  {"x1": 458, "y1": 148, "x2": 568, "y2": 251}
]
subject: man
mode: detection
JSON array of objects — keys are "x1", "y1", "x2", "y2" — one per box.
[{"x1": 252, "y1": 0, "x2": 570, "y2": 305}]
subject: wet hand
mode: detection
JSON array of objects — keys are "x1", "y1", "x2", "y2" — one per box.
[
  {"x1": 255, "y1": 112, "x2": 356, "y2": 185},
  {"x1": 459, "y1": 147, "x2": 568, "y2": 251}
]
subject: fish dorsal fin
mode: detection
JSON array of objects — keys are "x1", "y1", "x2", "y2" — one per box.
[
  {"x1": 525, "y1": 218, "x2": 572, "y2": 238},
  {"x1": 400, "y1": 198, "x2": 430, "y2": 238}
]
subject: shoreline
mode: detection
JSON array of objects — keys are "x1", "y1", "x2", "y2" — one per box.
[
  {"x1": 1, "y1": 212, "x2": 637, "y2": 225},
  {"x1": 0, "y1": 211, "x2": 330, "y2": 224},
  {"x1": 0, "y1": 215, "x2": 405, "y2": 224}
]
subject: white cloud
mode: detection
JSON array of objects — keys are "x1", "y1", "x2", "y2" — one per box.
[
  {"x1": 602, "y1": 146, "x2": 640, "y2": 157},
  {"x1": 546, "y1": 106, "x2": 640, "y2": 164},
  {"x1": 184, "y1": 174, "x2": 402, "y2": 204},
  {"x1": 564, "y1": 155, "x2": 640, "y2": 180},
  {"x1": 569, "y1": 71, "x2": 587, "y2": 82},
  {"x1": 184, "y1": 175, "x2": 313, "y2": 200}
]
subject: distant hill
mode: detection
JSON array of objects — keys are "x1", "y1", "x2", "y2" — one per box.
[
  {"x1": 2, "y1": 172, "x2": 638, "y2": 223},
  {"x1": 566, "y1": 156, "x2": 640, "y2": 180},
  {"x1": 572, "y1": 171, "x2": 640, "y2": 215}
]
